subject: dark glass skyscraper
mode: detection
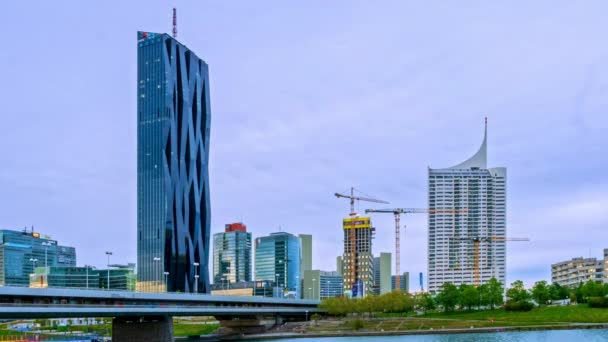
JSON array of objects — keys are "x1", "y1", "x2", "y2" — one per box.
[{"x1": 136, "y1": 31, "x2": 211, "y2": 293}]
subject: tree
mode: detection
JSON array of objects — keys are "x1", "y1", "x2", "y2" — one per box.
[
  {"x1": 436, "y1": 282, "x2": 459, "y2": 312},
  {"x1": 549, "y1": 282, "x2": 570, "y2": 301},
  {"x1": 458, "y1": 284, "x2": 479, "y2": 311},
  {"x1": 582, "y1": 280, "x2": 605, "y2": 299},
  {"x1": 531, "y1": 280, "x2": 550, "y2": 305},
  {"x1": 414, "y1": 292, "x2": 435, "y2": 313},
  {"x1": 506, "y1": 280, "x2": 530, "y2": 303},
  {"x1": 482, "y1": 278, "x2": 504, "y2": 309}
]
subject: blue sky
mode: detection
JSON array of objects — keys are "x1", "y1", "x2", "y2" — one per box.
[{"x1": 1, "y1": 1, "x2": 607, "y2": 288}]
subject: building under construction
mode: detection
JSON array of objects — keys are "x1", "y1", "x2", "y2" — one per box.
[{"x1": 341, "y1": 216, "x2": 375, "y2": 296}]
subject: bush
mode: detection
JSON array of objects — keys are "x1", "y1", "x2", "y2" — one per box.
[
  {"x1": 504, "y1": 300, "x2": 534, "y2": 311},
  {"x1": 588, "y1": 297, "x2": 608, "y2": 308},
  {"x1": 349, "y1": 319, "x2": 365, "y2": 330}
]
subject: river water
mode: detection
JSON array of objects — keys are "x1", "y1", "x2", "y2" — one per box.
[{"x1": 252, "y1": 329, "x2": 608, "y2": 341}]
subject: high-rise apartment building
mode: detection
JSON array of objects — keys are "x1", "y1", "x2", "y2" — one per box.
[
  {"x1": 254, "y1": 232, "x2": 301, "y2": 298},
  {"x1": 213, "y1": 223, "x2": 252, "y2": 285},
  {"x1": 428, "y1": 120, "x2": 506, "y2": 293},
  {"x1": 552, "y1": 249, "x2": 608, "y2": 287},
  {"x1": 136, "y1": 31, "x2": 211, "y2": 293},
  {"x1": 342, "y1": 216, "x2": 375, "y2": 296},
  {"x1": 373, "y1": 252, "x2": 391, "y2": 294},
  {"x1": 0, "y1": 229, "x2": 76, "y2": 287}
]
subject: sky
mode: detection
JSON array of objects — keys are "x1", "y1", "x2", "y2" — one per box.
[{"x1": 1, "y1": 1, "x2": 608, "y2": 288}]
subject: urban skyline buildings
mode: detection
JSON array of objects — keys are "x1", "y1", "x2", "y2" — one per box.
[
  {"x1": 0, "y1": 229, "x2": 76, "y2": 287},
  {"x1": 552, "y1": 249, "x2": 608, "y2": 288},
  {"x1": 427, "y1": 120, "x2": 506, "y2": 293},
  {"x1": 373, "y1": 252, "x2": 392, "y2": 295},
  {"x1": 254, "y1": 232, "x2": 301, "y2": 298},
  {"x1": 341, "y1": 216, "x2": 375, "y2": 296},
  {"x1": 136, "y1": 31, "x2": 211, "y2": 293},
  {"x1": 212, "y1": 223, "x2": 252, "y2": 285}
]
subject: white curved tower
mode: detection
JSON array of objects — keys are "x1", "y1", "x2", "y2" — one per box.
[{"x1": 427, "y1": 119, "x2": 506, "y2": 293}]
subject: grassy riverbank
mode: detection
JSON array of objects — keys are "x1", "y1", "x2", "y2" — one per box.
[
  {"x1": 303, "y1": 305, "x2": 608, "y2": 334},
  {"x1": 0, "y1": 320, "x2": 219, "y2": 338}
]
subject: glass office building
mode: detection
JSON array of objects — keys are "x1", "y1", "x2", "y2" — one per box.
[
  {"x1": 303, "y1": 270, "x2": 343, "y2": 300},
  {"x1": 137, "y1": 31, "x2": 211, "y2": 293},
  {"x1": 255, "y1": 232, "x2": 301, "y2": 298},
  {"x1": 0, "y1": 229, "x2": 76, "y2": 287},
  {"x1": 213, "y1": 223, "x2": 252, "y2": 285}
]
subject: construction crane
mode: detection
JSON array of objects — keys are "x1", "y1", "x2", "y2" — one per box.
[
  {"x1": 335, "y1": 188, "x2": 388, "y2": 292},
  {"x1": 365, "y1": 207, "x2": 467, "y2": 290},
  {"x1": 452, "y1": 236, "x2": 529, "y2": 286}
]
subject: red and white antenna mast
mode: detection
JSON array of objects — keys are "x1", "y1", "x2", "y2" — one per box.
[{"x1": 172, "y1": 8, "x2": 178, "y2": 38}]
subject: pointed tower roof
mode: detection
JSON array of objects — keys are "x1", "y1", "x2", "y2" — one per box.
[{"x1": 444, "y1": 118, "x2": 487, "y2": 170}]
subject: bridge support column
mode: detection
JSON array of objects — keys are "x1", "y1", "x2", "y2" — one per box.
[{"x1": 112, "y1": 316, "x2": 174, "y2": 342}]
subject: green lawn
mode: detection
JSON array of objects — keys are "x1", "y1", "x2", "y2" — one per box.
[
  {"x1": 424, "y1": 305, "x2": 608, "y2": 324},
  {"x1": 0, "y1": 321, "x2": 219, "y2": 338},
  {"x1": 308, "y1": 305, "x2": 608, "y2": 334}
]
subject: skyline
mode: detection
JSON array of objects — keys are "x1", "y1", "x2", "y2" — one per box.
[{"x1": 2, "y1": 1, "x2": 608, "y2": 288}]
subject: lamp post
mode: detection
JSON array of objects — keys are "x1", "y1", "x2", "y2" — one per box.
[
  {"x1": 29, "y1": 258, "x2": 38, "y2": 272},
  {"x1": 307, "y1": 287, "x2": 312, "y2": 299},
  {"x1": 153, "y1": 257, "x2": 161, "y2": 291},
  {"x1": 163, "y1": 272, "x2": 170, "y2": 292},
  {"x1": 41, "y1": 242, "x2": 51, "y2": 269},
  {"x1": 105, "y1": 251, "x2": 112, "y2": 290},
  {"x1": 326, "y1": 280, "x2": 330, "y2": 299},
  {"x1": 193, "y1": 262, "x2": 200, "y2": 294},
  {"x1": 275, "y1": 273, "x2": 280, "y2": 298}
]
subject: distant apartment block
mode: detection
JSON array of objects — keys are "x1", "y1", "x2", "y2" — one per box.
[
  {"x1": 299, "y1": 234, "x2": 312, "y2": 279},
  {"x1": 392, "y1": 272, "x2": 410, "y2": 292},
  {"x1": 552, "y1": 249, "x2": 608, "y2": 287},
  {"x1": 0, "y1": 229, "x2": 76, "y2": 287},
  {"x1": 213, "y1": 223, "x2": 252, "y2": 286},
  {"x1": 373, "y1": 252, "x2": 391, "y2": 294},
  {"x1": 428, "y1": 120, "x2": 506, "y2": 293}
]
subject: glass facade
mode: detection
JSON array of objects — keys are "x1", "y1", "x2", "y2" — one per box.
[
  {"x1": 254, "y1": 232, "x2": 301, "y2": 298},
  {"x1": 0, "y1": 229, "x2": 76, "y2": 287},
  {"x1": 213, "y1": 223, "x2": 252, "y2": 285},
  {"x1": 136, "y1": 31, "x2": 211, "y2": 293},
  {"x1": 303, "y1": 270, "x2": 343, "y2": 300},
  {"x1": 29, "y1": 265, "x2": 135, "y2": 291}
]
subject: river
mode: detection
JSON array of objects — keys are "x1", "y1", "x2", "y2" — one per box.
[{"x1": 250, "y1": 329, "x2": 608, "y2": 341}]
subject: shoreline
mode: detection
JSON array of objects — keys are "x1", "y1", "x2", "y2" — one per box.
[{"x1": 227, "y1": 323, "x2": 608, "y2": 340}]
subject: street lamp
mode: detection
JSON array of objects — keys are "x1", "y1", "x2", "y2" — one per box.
[
  {"x1": 153, "y1": 257, "x2": 161, "y2": 291},
  {"x1": 41, "y1": 241, "x2": 52, "y2": 269},
  {"x1": 193, "y1": 262, "x2": 200, "y2": 294},
  {"x1": 105, "y1": 251, "x2": 112, "y2": 290},
  {"x1": 29, "y1": 258, "x2": 38, "y2": 272},
  {"x1": 163, "y1": 272, "x2": 170, "y2": 292},
  {"x1": 326, "y1": 280, "x2": 330, "y2": 299},
  {"x1": 275, "y1": 273, "x2": 280, "y2": 298},
  {"x1": 307, "y1": 287, "x2": 312, "y2": 299}
]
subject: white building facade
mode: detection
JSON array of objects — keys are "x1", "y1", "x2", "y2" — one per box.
[{"x1": 428, "y1": 121, "x2": 506, "y2": 293}]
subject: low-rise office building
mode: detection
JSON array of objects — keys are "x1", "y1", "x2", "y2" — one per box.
[
  {"x1": 210, "y1": 280, "x2": 275, "y2": 297},
  {"x1": 392, "y1": 272, "x2": 410, "y2": 292},
  {"x1": 303, "y1": 270, "x2": 343, "y2": 300},
  {"x1": 0, "y1": 229, "x2": 76, "y2": 286}
]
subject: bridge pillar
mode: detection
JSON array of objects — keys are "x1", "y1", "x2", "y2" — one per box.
[
  {"x1": 112, "y1": 316, "x2": 174, "y2": 342},
  {"x1": 216, "y1": 315, "x2": 281, "y2": 335}
]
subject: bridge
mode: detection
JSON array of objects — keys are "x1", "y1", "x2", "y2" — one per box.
[{"x1": 0, "y1": 286, "x2": 322, "y2": 341}]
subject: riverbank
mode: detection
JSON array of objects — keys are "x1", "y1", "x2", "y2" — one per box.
[
  {"x1": 199, "y1": 305, "x2": 608, "y2": 341},
  {"x1": 225, "y1": 322, "x2": 608, "y2": 341}
]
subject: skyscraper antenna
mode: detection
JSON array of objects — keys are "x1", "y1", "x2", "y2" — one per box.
[{"x1": 172, "y1": 8, "x2": 177, "y2": 38}]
